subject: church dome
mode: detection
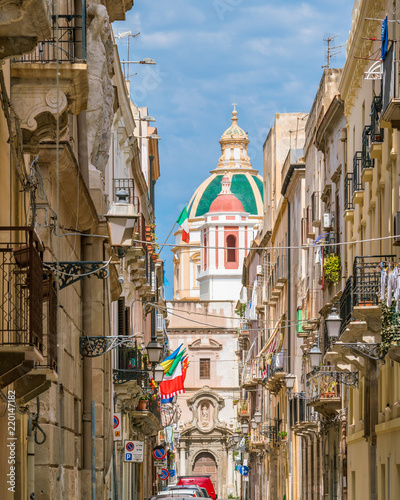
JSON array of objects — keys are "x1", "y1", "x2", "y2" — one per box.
[
  {"x1": 187, "y1": 108, "x2": 263, "y2": 220},
  {"x1": 209, "y1": 174, "x2": 245, "y2": 213}
]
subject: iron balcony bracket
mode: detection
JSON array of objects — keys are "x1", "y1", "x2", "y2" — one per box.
[
  {"x1": 44, "y1": 261, "x2": 109, "y2": 289},
  {"x1": 80, "y1": 336, "x2": 138, "y2": 357},
  {"x1": 339, "y1": 342, "x2": 384, "y2": 361},
  {"x1": 113, "y1": 369, "x2": 150, "y2": 385}
]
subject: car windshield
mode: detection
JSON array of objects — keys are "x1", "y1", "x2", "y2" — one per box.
[{"x1": 200, "y1": 489, "x2": 209, "y2": 498}]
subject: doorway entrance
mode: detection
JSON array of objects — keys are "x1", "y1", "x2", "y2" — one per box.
[{"x1": 192, "y1": 452, "x2": 218, "y2": 492}]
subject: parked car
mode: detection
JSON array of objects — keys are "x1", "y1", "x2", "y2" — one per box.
[
  {"x1": 177, "y1": 476, "x2": 217, "y2": 500},
  {"x1": 165, "y1": 485, "x2": 205, "y2": 497},
  {"x1": 157, "y1": 490, "x2": 201, "y2": 498}
]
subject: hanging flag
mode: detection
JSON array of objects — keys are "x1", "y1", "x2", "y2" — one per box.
[
  {"x1": 160, "y1": 344, "x2": 183, "y2": 373},
  {"x1": 160, "y1": 361, "x2": 185, "y2": 399},
  {"x1": 160, "y1": 395, "x2": 174, "y2": 404},
  {"x1": 176, "y1": 206, "x2": 190, "y2": 243},
  {"x1": 182, "y1": 356, "x2": 189, "y2": 382},
  {"x1": 382, "y1": 15, "x2": 389, "y2": 61},
  {"x1": 166, "y1": 349, "x2": 186, "y2": 376}
]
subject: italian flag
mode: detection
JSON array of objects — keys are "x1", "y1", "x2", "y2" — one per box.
[{"x1": 176, "y1": 205, "x2": 190, "y2": 243}]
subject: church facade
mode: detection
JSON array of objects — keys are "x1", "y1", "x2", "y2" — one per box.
[{"x1": 167, "y1": 109, "x2": 263, "y2": 498}]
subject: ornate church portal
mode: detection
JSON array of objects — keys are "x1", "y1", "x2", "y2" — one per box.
[{"x1": 167, "y1": 109, "x2": 263, "y2": 498}]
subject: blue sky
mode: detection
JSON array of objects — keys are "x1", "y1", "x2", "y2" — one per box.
[{"x1": 113, "y1": 0, "x2": 353, "y2": 298}]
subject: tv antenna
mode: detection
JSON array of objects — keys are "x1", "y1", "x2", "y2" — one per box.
[
  {"x1": 115, "y1": 31, "x2": 140, "y2": 78},
  {"x1": 322, "y1": 34, "x2": 346, "y2": 69}
]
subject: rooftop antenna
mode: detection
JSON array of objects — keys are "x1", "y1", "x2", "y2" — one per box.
[
  {"x1": 322, "y1": 34, "x2": 346, "y2": 69},
  {"x1": 115, "y1": 31, "x2": 140, "y2": 78}
]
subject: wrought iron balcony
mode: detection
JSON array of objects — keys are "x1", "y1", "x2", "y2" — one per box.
[
  {"x1": 352, "y1": 151, "x2": 363, "y2": 194},
  {"x1": 113, "y1": 344, "x2": 150, "y2": 386},
  {"x1": 370, "y1": 95, "x2": 383, "y2": 143},
  {"x1": 306, "y1": 368, "x2": 342, "y2": 418},
  {"x1": 344, "y1": 172, "x2": 354, "y2": 211},
  {"x1": 361, "y1": 126, "x2": 374, "y2": 170},
  {"x1": 236, "y1": 399, "x2": 250, "y2": 420},
  {"x1": 13, "y1": 7, "x2": 86, "y2": 63},
  {"x1": 0, "y1": 227, "x2": 57, "y2": 401},
  {"x1": 339, "y1": 255, "x2": 396, "y2": 334},
  {"x1": 113, "y1": 178, "x2": 135, "y2": 204},
  {"x1": 264, "y1": 349, "x2": 288, "y2": 394}
]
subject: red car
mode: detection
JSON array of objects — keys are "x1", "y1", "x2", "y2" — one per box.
[{"x1": 177, "y1": 476, "x2": 217, "y2": 500}]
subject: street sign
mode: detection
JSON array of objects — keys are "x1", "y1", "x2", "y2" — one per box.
[
  {"x1": 153, "y1": 446, "x2": 167, "y2": 460},
  {"x1": 113, "y1": 413, "x2": 122, "y2": 441},
  {"x1": 239, "y1": 465, "x2": 249, "y2": 476},
  {"x1": 159, "y1": 468, "x2": 169, "y2": 481},
  {"x1": 124, "y1": 440, "x2": 144, "y2": 463}
]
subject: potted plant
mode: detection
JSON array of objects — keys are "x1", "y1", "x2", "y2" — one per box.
[
  {"x1": 278, "y1": 430, "x2": 287, "y2": 440},
  {"x1": 138, "y1": 394, "x2": 149, "y2": 411},
  {"x1": 324, "y1": 254, "x2": 341, "y2": 285}
]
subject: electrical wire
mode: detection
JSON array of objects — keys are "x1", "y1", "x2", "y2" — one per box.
[
  {"x1": 134, "y1": 232, "x2": 400, "y2": 251},
  {"x1": 143, "y1": 299, "x2": 318, "y2": 331}
]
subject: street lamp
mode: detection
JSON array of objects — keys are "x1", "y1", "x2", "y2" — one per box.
[
  {"x1": 251, "y1": 418, "x2": 258, "y2": 430},
  {"x1": 285, "y1": 373, "x2": 296, "y2": 390},
  {"x1": 241, "y1": 421, "x2": 249, "y2": 434},
  {"x1": 253, "y1": 409, "x2": 262, "y2": 424},
  {"x1": 153, "y1": 364, "x2": 164, "y2": 383},
  {"x1": 105, "y1": 189, "x2": 139, "y2": 257},
  {"x1": 140, "y1": 116, "x2": 156, "y2": 122},
  {"x1": 121, "y1": 58, "x2": 156, "y2": 65},
  {"x1": 309, "y1": 344, "x2": 322, "y2": 368},
  {"x1": 326, "y1": 306, "x2": 342, "y2": 340},
  {"x1": 146, "y1": 340, "x2": 163, "y2": 364},
  {"x1": 233, "y1": 431, "x2": 241, "y2": 443},
  {"x1": 134, "y1": 134, "x2": 161, "y2": 141}
]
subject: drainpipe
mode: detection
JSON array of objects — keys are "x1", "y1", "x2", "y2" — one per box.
[
  {"x1": 27, "y1": 418, "x2": 35, "y2": 498},
  {"x1": 287, "y1": 200, "x2": 293, "y2": 500},
  {"x1": 82, "y1": 237, "x2": 93, "y2": 496},
  {"x1": 92, "y1": 401, "x2": 96, "y2": 500}
]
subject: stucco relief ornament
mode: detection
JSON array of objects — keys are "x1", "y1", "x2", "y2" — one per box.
[{"x1": 86, "y1": 2, "x2": 114, "y2": 175}]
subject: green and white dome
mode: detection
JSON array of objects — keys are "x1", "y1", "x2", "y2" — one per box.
[{"x1": 187, "y1": 109, "x2": 263, "y2": 219}]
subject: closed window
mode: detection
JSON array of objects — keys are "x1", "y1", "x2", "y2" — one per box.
[
  {"x1": 200, "y1": 358, "x2": 210, "y2": 379},
  {"x1": 226, "y1": 235, "x2": 236, "y2": 262}
]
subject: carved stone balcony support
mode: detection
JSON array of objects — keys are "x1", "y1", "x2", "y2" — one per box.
[
  {"x1": 11, "y1": 62, "x2": 88, "y2": 152},
  {"x1": 0, "y1": 0, "x2": 51, "y2": 59}
]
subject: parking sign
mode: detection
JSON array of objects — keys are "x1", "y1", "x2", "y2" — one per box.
[
  {"x1": 124, "y1": 441, "x2": 144, "y2": 463},
  {"x1": 113, "y1": 413, "x2": 122, "y2": 441}
]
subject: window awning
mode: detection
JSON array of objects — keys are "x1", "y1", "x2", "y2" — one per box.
[{"x1": 256, "y1": 313, "x2": 286, "y2": 358}]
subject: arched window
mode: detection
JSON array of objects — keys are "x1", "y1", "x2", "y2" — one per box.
[{"x1": 226, "y1": 235, "x2": 236, "y2": 263}]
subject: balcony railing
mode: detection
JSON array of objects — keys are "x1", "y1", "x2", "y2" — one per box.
[
  {"x1": 370, "y1": 95, "x2": 383, "y2": 143},
  {"x1": 353, "y1": 152, "x2": 363, "y2": 193},
  {"x1": 13, "y1": 8, "x2": 86, "y2": 63},
  {"x1": 42, "y1": 271, "x2": 57, "y2": 369},
  {"x1": 325, "y1": 232, "x2": 339, "y2": 257},
  {"x1": 289, "y1": 394, "x2": 319, "y2": 428},
  {"x1": 339, "y1": 255, "x2": 396, "y2": 333},
  {"x1": 344, "y1": 172, "x2": 354, "y2": 211},
  {"x1": 113, "y1": 178, "x2": 135, "y2": 204},
  {"x1": 265, "y1": 349, "x2": 287, "y2": 380},
  {"x1": 362, "y1": 126, "x2": 374, "y2": 171},
  {"x1": 0, "y1": 227, "x2": 45, "y2": 351},
  {"x1": 306, "y1": 369, "x2": 341, "y2": 403}
]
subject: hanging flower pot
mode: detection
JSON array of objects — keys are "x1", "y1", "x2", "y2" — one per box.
[
  {"x1": 13, "y1": 245, "x2": 30, "y2": 268},
  {"x1": 138, "y1": 399, "x2": 149, "y2": 411}
]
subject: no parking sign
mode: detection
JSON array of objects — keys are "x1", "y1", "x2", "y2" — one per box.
[
  {"x1": 124, "y1": 441, "x2": 144, "y2": 463},
  {"x1": 158, "y1": 469, "x2": 169, "y2": 481},
  {"x1": 113, "y1": 413, "x2": 122, "y2": 441}
]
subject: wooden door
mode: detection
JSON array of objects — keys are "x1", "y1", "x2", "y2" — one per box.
[{"x1": 192, "y1": 452, "x2": 218, "y2": 492}]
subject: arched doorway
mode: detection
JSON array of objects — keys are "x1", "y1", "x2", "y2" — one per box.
[{"x1": 192, "y1": 452, "x2": 218, "y2": 492}]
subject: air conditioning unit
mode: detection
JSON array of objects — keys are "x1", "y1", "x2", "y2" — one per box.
[
  {"x1": 394, "y1": 212, "x2": 400, "y2": 245},
  {"x1": 322, "y1": 212, "x2": 334, "y2": 231},
  {"x1": 256, "y1": 265, "x2": 263, "y2": 275}
]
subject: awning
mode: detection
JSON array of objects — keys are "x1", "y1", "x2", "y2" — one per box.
[{"x1": 256, "y1": 313, "x2": 286, "y2": 358}]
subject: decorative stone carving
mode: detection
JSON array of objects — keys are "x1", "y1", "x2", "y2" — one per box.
[
  {"x1": 86, "y1": 2, "x2": 114, "y2": 175},
  {"x1": 0, "y1": 0, "x2": 51, "y2": 59},
  {"x1": 11, "y1": 63, "x2": 88, "y2": 150}
]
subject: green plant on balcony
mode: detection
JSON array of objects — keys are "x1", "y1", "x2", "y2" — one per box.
[
  {"x1": 235, "y1": 302, "x2": 246, "y2": 317},
  {"x1": 381, "y1": 299, "x2": 400, "y2": 353},
  {"x1": 324, "y1": 254, "x2": 341, "y2": 285}
]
